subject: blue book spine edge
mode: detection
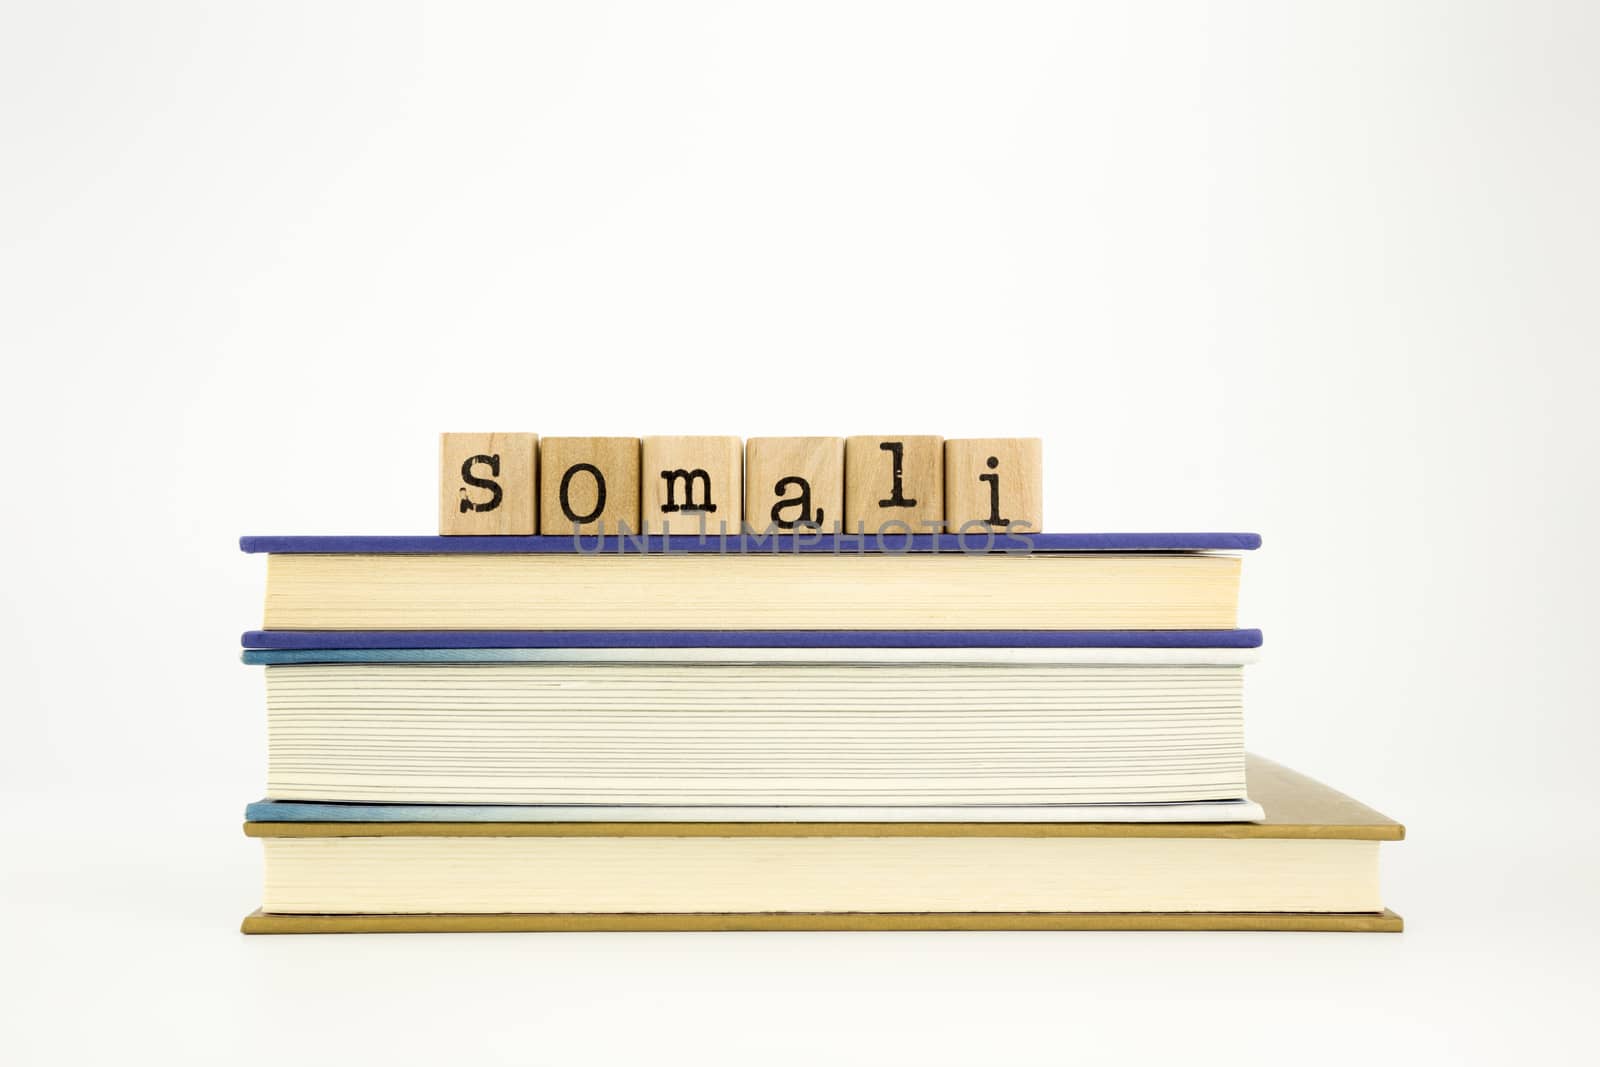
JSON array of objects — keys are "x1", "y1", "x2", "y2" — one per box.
[
  {"x1": 243, "y1": 798, "x2": 1262, "y2": 822},
  {"x1": 239, "y1": 532, "x2": 1262, "y2": 554},
  {"x1": 241, "y1": 629, "x2": 1263, "y2": 652}
]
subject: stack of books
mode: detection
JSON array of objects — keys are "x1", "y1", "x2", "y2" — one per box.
[{"x1": 239, "y1": 530, "x2": 1403, "y2": 932}]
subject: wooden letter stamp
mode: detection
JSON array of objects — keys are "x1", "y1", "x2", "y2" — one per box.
[
  {"x1": 640, "y1": 436, "x2": 743, "y2": 534},
  {"x1": 539, "y1": 438, "x2": 641, "y2": 535},
  {"x1": 844, "y1": 435, "x2": 944, "y2": 533},
  {"x1": 745, "y1": 438, "x2": 845, "y2": 532},
  {"x1": 439, "y1": 433, "x2": 538, "y2": 535},
  {"x1": 944, "y1": 438, "x2": 1042, "y2": 531}
]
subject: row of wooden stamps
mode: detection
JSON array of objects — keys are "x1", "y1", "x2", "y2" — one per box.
[{"x1": 440, "y1": 434, "x2": 1042, "y2": 536}]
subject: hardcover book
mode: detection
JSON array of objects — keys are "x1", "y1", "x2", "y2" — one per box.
[
  {"x1": 241, "y1": 756, "x2": 1404, "y2": 933},
  {"x1": 253, "y1": 649, "x2": 1255, "y2": 805},
  {"x1": 242, "y1": 533, "x2": 1259, "y2": 631}
]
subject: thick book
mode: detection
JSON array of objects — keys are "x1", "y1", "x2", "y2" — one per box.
[
  {"x1": 243, "y1": 533, "x2": 1256, "y2": 631},
  {"x1": 240, "y1": 755, "x2": 1404, "y2": 933},
  {"x1": 254, "y1": 648, "x2": 1253, "y2": 805}
]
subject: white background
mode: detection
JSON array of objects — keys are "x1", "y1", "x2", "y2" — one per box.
[{"x1": 3, "y1": 2, "x2": 1597, "y2": 1063}]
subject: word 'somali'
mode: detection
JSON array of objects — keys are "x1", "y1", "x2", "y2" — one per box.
[{"x1": 438, "y1": 435, "x2": 1042, "y2": 536}]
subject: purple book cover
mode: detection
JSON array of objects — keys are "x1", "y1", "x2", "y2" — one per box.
[
  {"x1": 242, "y1": 629, "x2": 1263, "y2": 651},
  {"x1": 240, "y1": 532, "x2": 1262, "y2": 554}
]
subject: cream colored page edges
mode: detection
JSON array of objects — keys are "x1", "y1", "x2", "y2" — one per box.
[
  {"x1": 262, "y1": 552, "x2": 1242, "y2": 630},
  {"x1": 262, "y1": 836, "x2": 1380, "y2": 914},
  {"x1": 265, "y1": 664, "x2": 1245, "y2": 804}
]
